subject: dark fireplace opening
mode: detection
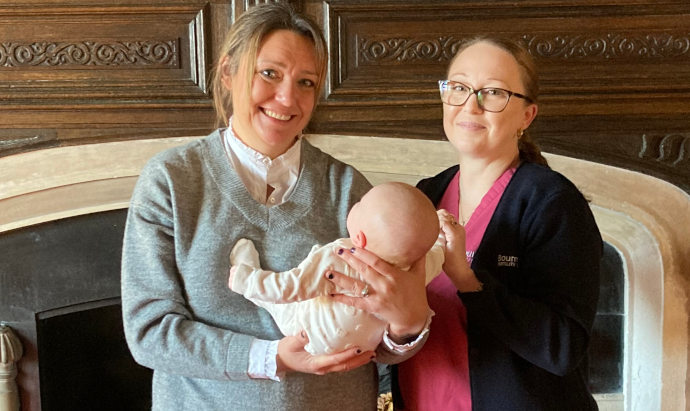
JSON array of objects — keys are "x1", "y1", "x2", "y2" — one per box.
[
  {"x1": 0, "y1": 208, "x2": 154, "y2": 410},
  {"x1": 37, "y1": 299, "x2": 152, "y2": 411},
  {"x1": 588, "y1": 241, "x2": 624, "y2": 394}
]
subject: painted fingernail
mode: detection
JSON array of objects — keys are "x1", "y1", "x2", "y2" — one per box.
[
  {"x1": 349, "y1": 247, "x2": 355, "y2": 253},
  {"x1": 337, "y1": 248, "x2": 344, "y2": 255}
]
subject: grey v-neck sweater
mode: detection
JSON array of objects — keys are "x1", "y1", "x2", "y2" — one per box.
[{"x1": 121, "y1": 130, "x2": 375, "y2": 410}]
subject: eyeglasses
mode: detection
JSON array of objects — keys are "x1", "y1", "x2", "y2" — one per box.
[{"x1": 438, "y1": 80, "x2": 533, "y2": 113}]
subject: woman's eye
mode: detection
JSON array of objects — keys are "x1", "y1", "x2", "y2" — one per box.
[
  {"x1": 484, "y1": 88, "x2": 506, "y2": 97},
  {"x1": 259, "y1": 69, "x2": 278, "y2": 80},
  {"x1": 300, "y1": 78, "x2": 316, "y2": 88}
]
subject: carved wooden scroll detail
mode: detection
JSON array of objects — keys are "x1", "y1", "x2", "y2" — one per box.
[
  {"x1": 522, "y1": 34, "x2": 690, "y2": 59},
  {"x1": 359, "y1": 36, "x2": 461, "y2": 63},
  {"x1": 0, "y1": 40, "x2": 179, "y2": 67},
  {"x1": 358, "y1": 33, "x2": 690, "y2": 63}
]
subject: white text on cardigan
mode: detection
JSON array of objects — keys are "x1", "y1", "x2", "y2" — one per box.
[{"x1": 497, "y1": 255, "x2": 518, "y2": 267}]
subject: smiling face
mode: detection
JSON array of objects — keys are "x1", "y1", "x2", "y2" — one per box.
[
  {"x1": 222, "y1": 29, "x2": 319, "y2": 159},
  {"x1": 443, "y1": 41, "x2": 538, "y2": 163}
]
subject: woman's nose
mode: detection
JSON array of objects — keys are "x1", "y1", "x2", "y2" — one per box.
[
  {"x1": 462, "y1": 93, "x2": 483, "y2": 113},
  {"x1": 274, "y1": 81, "x2": 296, "y2": 106}
]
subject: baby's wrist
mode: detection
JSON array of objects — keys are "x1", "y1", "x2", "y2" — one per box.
[{"x1": 456, "y1": 272, "x2": 483, "y2": 293}]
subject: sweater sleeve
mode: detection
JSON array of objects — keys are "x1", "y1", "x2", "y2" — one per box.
[
  {"x1": 461, "y1": 186, "x2": 602, "y2": 376},
  {"x1": 121, "y1": 159, "x2": 254, "y2": 381}
]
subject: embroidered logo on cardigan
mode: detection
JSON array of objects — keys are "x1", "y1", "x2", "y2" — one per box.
[{"x1": 497, "y1": 255, "x2": 519, "y2": 267}]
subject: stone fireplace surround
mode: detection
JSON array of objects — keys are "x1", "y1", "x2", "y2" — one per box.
[{"x1": 1, "y1": 135, "x2": 688, "y2": 410}]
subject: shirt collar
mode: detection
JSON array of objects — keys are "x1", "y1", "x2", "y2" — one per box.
[{"x1": 223, "y1": 118, "x2": 302, "y2": 206}]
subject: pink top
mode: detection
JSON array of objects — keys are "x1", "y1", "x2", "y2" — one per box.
[{"x1": 397, "y1": 167, "x2": 516, "y2": 410}]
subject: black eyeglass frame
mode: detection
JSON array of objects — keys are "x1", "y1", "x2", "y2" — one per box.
[{"x1": 438, "y1": 80, "x2": 533, "y2": 113}]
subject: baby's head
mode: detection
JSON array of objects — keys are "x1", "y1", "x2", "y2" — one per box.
[{"x1": 347, "y1": 182, "x2": 439, "y2": 269}]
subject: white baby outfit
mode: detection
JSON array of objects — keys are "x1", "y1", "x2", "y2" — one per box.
[{"x1": 230, "y1": 237, "x2": 444, "y2": 355}]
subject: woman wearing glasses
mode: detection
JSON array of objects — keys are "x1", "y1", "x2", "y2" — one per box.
[{"x1": 330, "y1": 36, "x2": 602, "y2": 410}]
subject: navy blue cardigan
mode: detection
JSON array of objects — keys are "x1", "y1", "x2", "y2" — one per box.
[{"x1": 398, "y1": 162, "x2": 602, "y2": 410}]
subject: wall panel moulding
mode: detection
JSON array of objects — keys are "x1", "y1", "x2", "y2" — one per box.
[
  {"x1": 0, "y1": 1, "x2": 218, "y2": 155},
  {"x1": 303, "y1": 0, "x2": 690, "y2": 192}
]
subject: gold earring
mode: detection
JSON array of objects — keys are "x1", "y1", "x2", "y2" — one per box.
[{"x1": 517, "y1": 129, "x2": 524, "y2": 139}]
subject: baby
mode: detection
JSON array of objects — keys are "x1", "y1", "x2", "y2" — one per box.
[{"x1": 228, "y1": 181, "x2": 444, "y2": 355}]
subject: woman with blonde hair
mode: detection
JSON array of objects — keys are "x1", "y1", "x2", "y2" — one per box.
[{"x1": 121, "y1": 3, "x2": 432, "y2": 409}]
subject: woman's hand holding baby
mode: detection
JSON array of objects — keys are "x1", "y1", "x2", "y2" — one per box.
[
  {"x1": 326, "y1": 246, "x2": 431, "y2": 343},
  {"x1": 276, "y1": 331, "x2": 374, "y2": 375}
]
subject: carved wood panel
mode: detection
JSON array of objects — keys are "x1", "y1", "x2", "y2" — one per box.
[
  {"x1": 0, "y1": 0, "x2": 688, "y2": 191},
  {"x1": 0, "y1": 0, "x2": 223, "y2": 155},
  {"x1": 304, "y1": 0, "x2": 690, "y2": 191}
]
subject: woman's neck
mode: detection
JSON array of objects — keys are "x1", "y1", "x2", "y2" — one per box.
[
  {"x1": 460, "y1": 154, "x2": 518, "y2": 181},
  {"x1": 457, "y1": 154, "x2": 519, "y2": 223}
]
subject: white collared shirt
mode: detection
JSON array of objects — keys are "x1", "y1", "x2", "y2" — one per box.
[{"x1": 223, "y1": 122, "x2": 301, "y2": 206}]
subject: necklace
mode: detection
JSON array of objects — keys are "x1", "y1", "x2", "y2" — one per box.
[
  {"x1": 458, "y1": 187, "x2": 467, "y2": 225},
  {"x1": 458, "y1": 194, "x2": 477, "y2": 226},
  {"x1": 458, "y1": 175, "x2": 477, "y2": 226},
  {"x1": 459, "y1": 206, "x2": 468, "y2": 225}
]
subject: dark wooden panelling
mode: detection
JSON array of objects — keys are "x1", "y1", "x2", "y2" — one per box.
[
  {"x1": 0, "y1": 3, "x2": 211, "y2": 99},
  {"x1": 304, "y1": 0, "x2": 690, "y2": 191},
  {"x1": 316, "y1": 1, "x2": 690, "y2": 110},
  {"x1": 0, "y1": 0, "x2": 223, "y2": 154},
  {"x1": 0, "y1": 0, "x2": 688, "y2": 191}
]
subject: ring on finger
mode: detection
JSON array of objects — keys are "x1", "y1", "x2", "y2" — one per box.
[{"x1": 361, "y1": 283, "x2": 370, "y2": 297}]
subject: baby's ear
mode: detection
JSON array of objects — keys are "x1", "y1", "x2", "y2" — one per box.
[{"x1": 352, "y1": 231, "x2": 367, "y2": 248}]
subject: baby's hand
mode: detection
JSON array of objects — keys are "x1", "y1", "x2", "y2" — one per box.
[
  {"x1": 435, "y1": 209, "x2": 481, "y2": 292},
  {"x1": 437, "y1": 209, "x2": 460, "y2": 230},
  {"x1": 436, "y1": 208, "x2": 467, "y2": 264}
]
